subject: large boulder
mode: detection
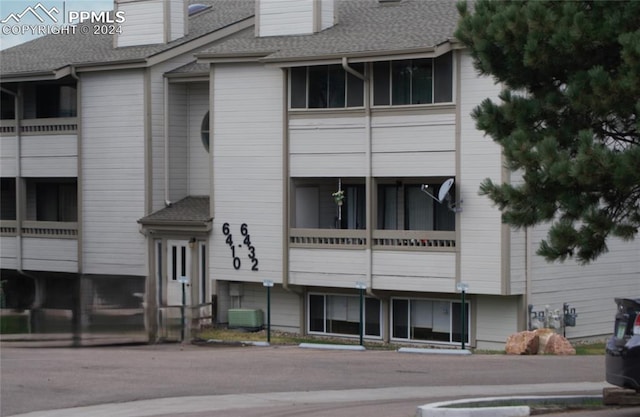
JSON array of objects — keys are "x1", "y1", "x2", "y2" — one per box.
[
  {"x1": 505, "y1": 330, "x2": 539, "y2": 355},
  {"x1": 542, "y1": 333, "x2": 576, "y2": 355},
  {"x1": 505, "y1": 329, "x2": 576, "y2": 355}
]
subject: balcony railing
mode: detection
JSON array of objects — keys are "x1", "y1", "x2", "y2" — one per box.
[
  {"x1": 0, "y1": 118, "x2": 78, "y2": 135},
  {"x1": 0, "y1": 220, "x2": 17, "y2": 236},
  {"x1": 290, "y1": 228, "x2": 367, "y2": 248},
  {"x1": 372, "y1": 230, "x2": 455, "y2": 251},
  {"x1": 0, "y1": 220, "x2": 78, "y2": 238},
  {"x1": 290, "y1": 228, "x2": 456, "y2": 251}
]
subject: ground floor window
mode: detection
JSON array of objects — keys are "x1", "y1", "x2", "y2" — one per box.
[
  {"x1": 308, "y1": 293, "x2": 381, "y2": 338},
  {"x1": 391, "y1": 298, "x2": 469, "y2": 344}
]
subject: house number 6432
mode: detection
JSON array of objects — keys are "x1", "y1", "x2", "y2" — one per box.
[{"x1": 222, "y1": 222, "x2": 259, "y2": 271}]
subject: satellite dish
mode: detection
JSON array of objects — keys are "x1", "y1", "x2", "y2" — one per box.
[
  {"x1": 421, "y1": 178, "x2": 462, "y2": 212},
  {"x1": 438, "y1": 178, "x2": 455, "y2": 203}
]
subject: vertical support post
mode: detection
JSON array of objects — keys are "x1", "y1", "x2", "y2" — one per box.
[
  {"x1": 263, "y1": 280, "x2": 274, "y2": 344},
  {"x1": 456, "y1": 282, "x2": 468, "y2": 350},
  {"x1": 181, "y1": 282, "x2": 186, "y2": 342},
  {"x1": 267, "y1": 285, "x2": 271, "y2": 343},
  {"x1": 178, "y1": 276, "x2": 189, "y2": 342},
  {"x1": 461, "y1": 288, "x2": 466, "y2": 350},
  {"x1": 356, "y1": 282, "x2": 366, "y2": 346}
]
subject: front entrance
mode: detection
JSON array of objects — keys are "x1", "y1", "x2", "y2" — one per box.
[{"x1": 167, "y1": 240, "x2": 192, "y2": 307}]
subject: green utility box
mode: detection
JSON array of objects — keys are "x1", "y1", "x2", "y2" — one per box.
[{"x1": 228, "y1": 309, "x2": 263, "y2": 330}]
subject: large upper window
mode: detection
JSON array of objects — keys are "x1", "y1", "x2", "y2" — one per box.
[
  {"x1": 1, "y1": 91, "x2": 15, "y2": 119},
  {"x1": 36, "y1": 84, "x2": 77, "y2": 118},
  {"x1": 0, "y1": 178, "x2": 16, "y2": 220},
  {"x1": 377, "y1": 183, "x2": 455, "y2": 231},
  {"x1": 26, "y1": 179, "x2": 77, "y2": 222},
  {"x1": 373, "y1": 52, "x2": 452, "y2": 106},
  {"x1": 290, "y1": 64, "x2": 364, "y2": 109}
]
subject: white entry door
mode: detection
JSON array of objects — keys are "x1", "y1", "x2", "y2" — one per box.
[{"x1": 167, "y1": 240, "x2": 191, "y2": 306}]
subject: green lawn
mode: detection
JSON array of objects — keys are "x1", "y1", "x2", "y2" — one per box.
[{"x1": 195, "y1": 327, "x2": 608, "y2": 355}]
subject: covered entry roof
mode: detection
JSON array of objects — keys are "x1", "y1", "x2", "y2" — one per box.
[{"x1": 138, "y1": 196, "x2": 211, "y2": 234}]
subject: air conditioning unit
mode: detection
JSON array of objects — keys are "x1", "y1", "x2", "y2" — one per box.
[{"x1": 228, "y1": 309, "x2": 263, "y2": 330}]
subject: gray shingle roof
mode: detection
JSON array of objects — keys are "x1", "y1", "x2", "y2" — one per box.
[
  {"x1": 1, "y1": 0, "x2": 461, "y2": 78},
  {"x1": 138, "y1": 196, "x2": 211, "y2": 224},
  {"x1": 0, "y1": 0, "x2": 254, "y2": 77},
  {"x1": 199, "y1": 0, "x2": 461, "y2": 62}
]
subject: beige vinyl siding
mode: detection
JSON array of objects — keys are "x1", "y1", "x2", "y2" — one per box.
[
  {"x1": 528, "y1": 226, "x2": 640, "y2": 339},
  {"x1": 372, "y1": 251, "x2": 456, "y2": 292},
  {"x1": 115, "y1": 0, "x2": 165, "y2": 47},
  {"x1": 211, "y1": 63, "x2": 284, "y2": 284},
  {"x1": 509, "y1": 227, "x2": 526, "y2": 295},
  {"x1": 0, "y1": 135, "x2": 16, "y2": 176},
  {"x1": 373, "y1": 152, "x2": 456, "y2": 177},
  {"x1": 458, "y1": 51, "x2": 503, "y2": 295},
  {"x1": 81, "y1": 70, "x2": 146, "y2": 276},
  {"x1": 230, "y1": 283, "x2": 301, "y2": 332},
  {"x1": 0, "y1": 132, "x2": 77, "y2": 176},
  {"x1": 21, "y1": 237, "x2": 77, "y2": 272},
  {"x1": 149, "y1": 53, "x2": 205, "y2": 210},
  {"x1": 20, "y1": 135, "x2": 77, "y2": 177},
  {"x1": 0, "y1": 237, "x2": 17, "y2": 269},
  {"x1": 257, "y1": 0, "x2": 315, "y2": 37},
  {"x1": 289, "y1": 248, "x2": 367, "y2": 287},
  {"x1": 319, "y1": 0, "x2": 335, "y2": 31},
  {"x1": 474, "y1": 295, "x2": 520, "y2": 350},
  {"x1": 289, "y1": 115, "x2": 366, "y2": 177},
  {"x1": 187, "y1": 83, "x2": 209, "y2": 195},
  {"x1": 167, "y1": 83, "x2": 188, "y2": 202},
  {"x1": 371, "y1": 113, "x2": 455, "y2": 152},
  {"x1": 168, "y1": 0, "x2": 186, "y2": 41}
]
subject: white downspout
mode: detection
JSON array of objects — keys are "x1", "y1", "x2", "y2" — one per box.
[{"x1": 163, "y1": 77, "x2": 171, "y2": 207}]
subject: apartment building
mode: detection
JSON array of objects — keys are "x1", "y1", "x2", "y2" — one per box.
[{"x1": 1, "y1": 0, "x2": 637, "y2": 349}]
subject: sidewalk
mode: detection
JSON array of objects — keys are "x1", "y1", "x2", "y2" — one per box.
[{"x1": 8, "y1": 382, "x2": 629, "y2": 417}]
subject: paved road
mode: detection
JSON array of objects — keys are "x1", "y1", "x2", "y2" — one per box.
[{"x1": 1, "y1": 341, "x2": 637, "y2": 417}]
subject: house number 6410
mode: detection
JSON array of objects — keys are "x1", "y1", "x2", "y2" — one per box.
[{"x1": 222, "y1": 222, "x2": 259, "y2": 271}]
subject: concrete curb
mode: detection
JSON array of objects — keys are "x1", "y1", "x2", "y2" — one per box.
[
  {"x1": 298, "y1": 343, "x2": 366, "y2": 351},
  {"x1": 398, "y1": 347, "x2": 472, "y2": 355},
  {"x1": 417, "y1": 395, "x2": 602, "y2": 417}
]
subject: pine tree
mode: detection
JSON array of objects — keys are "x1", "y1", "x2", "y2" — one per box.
[{"x1": 455, "y1": 0, "x2": 640, "y2": 263}]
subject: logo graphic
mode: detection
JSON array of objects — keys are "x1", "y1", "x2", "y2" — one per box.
[
  {"x1": 1, "y1": 1, "x2": 126, "y2": 44},
  {"x1": 1, "y1": 3, "x2": 60, "y2": 24}
]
